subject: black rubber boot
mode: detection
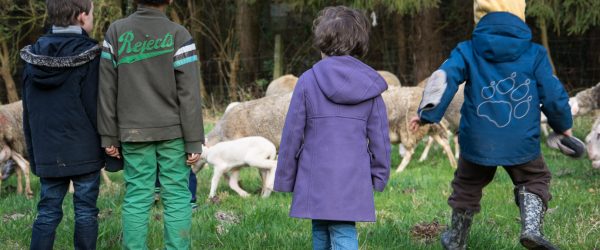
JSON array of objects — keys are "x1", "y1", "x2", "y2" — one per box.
[
  {"x1": 441, "y1": 210, "x2": 474, "y2": 250},
  {"x1": 518, "y1": 187, "x2": 558, "y2": 250}
]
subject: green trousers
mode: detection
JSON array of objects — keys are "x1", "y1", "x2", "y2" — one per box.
[{"x1": 121, "y1": 138, "x2": 192, "y2": 250}]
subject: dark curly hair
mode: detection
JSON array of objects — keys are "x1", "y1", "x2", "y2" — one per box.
[
  {"x1": 313, "y1": 6, "x2": 371, "y2": 58},
  {"x1": 135, "y1": 0, "x2": 170, "y2": 6},
  {"x1": 46, "y1": 0, "x2": 92, "y2": 27}
]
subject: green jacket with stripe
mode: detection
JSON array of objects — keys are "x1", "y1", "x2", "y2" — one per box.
[{"x1": 98, "y1": 6, "x2": 204, "y2": 153}]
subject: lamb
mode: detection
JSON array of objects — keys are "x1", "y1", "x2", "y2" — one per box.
[
  {"x1": 198, "y1": 136, "x2": 277, "y2": 198},
  {"x1": 265, "y1": 75, "x2": 298, "y2": 97},
  {"x1": 586, "y1": 116, "x2": 600, "y2": 169}
]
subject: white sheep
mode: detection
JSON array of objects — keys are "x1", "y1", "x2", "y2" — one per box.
[
  {"x1": 265, "y1": 72, "x2": 400, "y2": 98},
  {"x1": 206, "y1": 93, "x2": 291, "y2": 148},
  {"x1": 265, "y1": 75, "x2": 298, "y2": 97},
  {"x1": 540, "y1": 97, "x2": 579, "y2": 136},
  {"x1": 207, "y1": 86, "x2": 456, "y2": 173},
  {"x1": 418, "y1": 84, "x2": 464, "y2": 161},
  {"x1": 573, "y1": 82, "x2": 600, "y2": 116},
  {"x1": 198, "y1": 136, "x2": 277, "y2": 198},
  {"x1": 377, "y1": 70, "x2": 401, "y2": 87},
  {"x1": 224, "y1": 102, "x2": 240, "y2": 113},
  {"x1": 0, "y1": 101, "x2": 32, "y2": 197},
  {"x1": 586, "y1": 116, "x2": 600, "y2": 169},
  {"x1": 381, "y1": 86, "x2": 457, "y2": 172}
]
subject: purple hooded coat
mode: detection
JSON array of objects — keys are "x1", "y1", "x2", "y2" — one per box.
[{"x1": 274, "y1": 55, "x2": 391, "y2": 222}]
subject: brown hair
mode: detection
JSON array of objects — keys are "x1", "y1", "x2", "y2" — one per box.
[
  {"x1": 46, "y1": 0, "x2": 92, "y2": 27},
  {"x1": 313, "y1": 6, "x2": 371, "y2": 58}
]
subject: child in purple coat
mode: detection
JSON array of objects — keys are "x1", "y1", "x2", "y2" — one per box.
[{"x1": 274, "y1": 6, "x2": 391, "y2": 250}]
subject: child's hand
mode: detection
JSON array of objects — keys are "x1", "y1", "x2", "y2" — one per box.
[
  {"x1": 562, "y1": 128, "x2": 573, "y2": 137},
  {"x1": 105, "y1": 146, "x2": 121, "y2": 159},
  {"x1": 186, "y1": 153, "x2": 200, "y2": 166},
  {"x1": 409, "y1": 116, "x2": 422, "y2": 132}
]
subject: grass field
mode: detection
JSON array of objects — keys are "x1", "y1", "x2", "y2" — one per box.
[{"x1": 0, "y1": 115, "x2": 598, "y2": 249}]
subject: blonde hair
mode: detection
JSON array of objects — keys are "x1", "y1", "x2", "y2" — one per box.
[{"x1": 474, "y1": 0, "x2": 526, "y2": 24}]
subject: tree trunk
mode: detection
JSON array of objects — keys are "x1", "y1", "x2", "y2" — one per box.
[
  {"x1": 586, "y1": 27, "x2": 600, "y2": 90},
  {"x1": 187, "y1": 0, "x2": 208, "y2": 100},
  {"x1": 0, "y1": 41, "x2": 18, "y2": 103},
  {"x1": 228, "y1": 52, "x2": 240, "y2": 101},
  {"x1": 236, "y1": 0, "x2": 259, "y2": 87},
  {"x1": 539, "y1": 18, "x2": 557, "y2": 75},
  {"x1": 395, "y1": 13, "x2": 409, "y2": 85},
  {"x1": 412, "y1": 7, "x2": 442, "y2": 84},
  {"x1": 273, "y1": 34, "x2": 283, "y2": 80}
]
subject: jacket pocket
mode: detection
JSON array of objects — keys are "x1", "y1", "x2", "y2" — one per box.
[{"x1": 295, "y1": 144, "x2": 305, "y2": 159}]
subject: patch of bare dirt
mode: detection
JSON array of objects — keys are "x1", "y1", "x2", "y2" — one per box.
[
  {"x1": 410, "y1": 220, "x2": 445, "y2": 243},
  {"x1": 214, "y1": 210, "x2": 240, "y2": 235},
  {"x1": 2, "y1": 213, "x2": 25, "y2": 222}
]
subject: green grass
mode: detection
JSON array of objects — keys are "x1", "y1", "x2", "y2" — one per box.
[{"x1": 1, "y1": 116, "x2": 599, "y2": 249}]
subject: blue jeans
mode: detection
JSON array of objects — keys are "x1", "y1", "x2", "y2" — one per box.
[
  {"x1": 312, "y1": 220, "x2": 358, "y2": 250},
  {"x1": 155, "y1": 169, "x2": 197, "y2": 203},
  {"x1": 30, "y1": 170, "x2": 100, "y2": 250}
]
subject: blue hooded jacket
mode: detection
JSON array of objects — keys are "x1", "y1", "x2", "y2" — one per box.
[
  {"x1": 418, "y1": 12, "x2": 572, "y2": 166},
  {"x1": 20, "y1": 27, "x2": 105, "y2": 177}
]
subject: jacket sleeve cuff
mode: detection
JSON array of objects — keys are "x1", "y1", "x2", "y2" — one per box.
[
  {"x1": 101, "y1": 136, "x2": 120, "y2": 148},
  {"x1": 419, "y1": 114, "x2": 435, "y2": 124},
  {"x1": 185, "y1": 141, "x2": 203, "y2": 154},
  {"x1": 549, "y1": 119, "x2": 573, "y2": 135},
  {"x1": 373, "y1": 179, "x2": 387, "y2": 192}
]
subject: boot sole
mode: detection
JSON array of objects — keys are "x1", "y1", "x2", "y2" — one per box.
[{"x1": 520, "y1": 235, "x2": 558, "y2": 250}]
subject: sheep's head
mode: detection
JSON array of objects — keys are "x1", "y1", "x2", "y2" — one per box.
[
  {"x1": 569, "y1": 98, "x2": 579, "y2": 116},
  {"x1": 0, "y1": 144, "x2": 11, "y2": 162},
  {"x1": 0, "y1": 159, "x2": 16, "y2": 180},
  {"x1": 191, "y1": 146, "x2": 209, "y2": 173}
]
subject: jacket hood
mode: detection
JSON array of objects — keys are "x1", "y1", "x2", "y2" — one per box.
[
  {"x1": 472, "y1": 12, "x2": 531, "y2": 62},
  {"x1": 311, "y1": 55, "x2": 388, "y2": 104},
  {"x1": 20, "y1": 31, "x2": 99, "y2": 89}
]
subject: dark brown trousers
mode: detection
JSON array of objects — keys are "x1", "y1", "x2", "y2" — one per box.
[{"x1": 448, "y1": 155, "x2": 552, "y2": 212}]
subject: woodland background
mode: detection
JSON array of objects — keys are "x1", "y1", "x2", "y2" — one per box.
[{"x1": 1, "y1": 0, "x2": 599, "y2": 108}]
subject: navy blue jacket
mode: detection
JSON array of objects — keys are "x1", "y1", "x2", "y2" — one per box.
[
  {"x1": 418, "y1": 12, "x2": 572, "y2": 166},
  {"x1": 20, "y1": 27, "x2": 104, "y2": 177}
]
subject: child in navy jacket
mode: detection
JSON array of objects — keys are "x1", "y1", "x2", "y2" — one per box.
[{"x1": 20, "y1": 0, "x2": 103, "y2": 249}]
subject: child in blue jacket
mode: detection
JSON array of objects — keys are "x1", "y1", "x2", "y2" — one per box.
[{"x1": 411, "y1": 1, "x2": 572, "y2": 249}]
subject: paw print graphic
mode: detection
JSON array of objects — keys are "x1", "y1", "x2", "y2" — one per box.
[{"x1": 477, "y1": 72, "x2": 532, "y2": 128}]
